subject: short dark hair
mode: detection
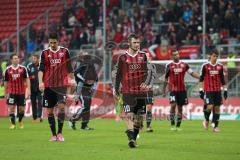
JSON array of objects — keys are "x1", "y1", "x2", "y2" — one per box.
[
  {"x1": 48, "y1": 32, "x2": 58, "y2": 40},
  {"x1": 32, "y1": 54, "x2": 39, "y2": 59},
  {"x1": 210, "y1": 49, "x2": 219, "y2": 56},
  {"x1": 10, "y1": 53, "x2": 18, "y2": 59},
  {"x1": 127, "y1": 33, "x2": 139, "y2": 42}
]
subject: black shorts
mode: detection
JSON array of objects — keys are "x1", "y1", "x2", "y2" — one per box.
[
  {"x1": 205, "y1": 91, "x2": 222, "y2": 106},
  {"x1": 122, "y1": 94, "x2": 146, "y2": 114},
  {"x1": 169, "y1": 91, "x2": 188, "y2": 106},
  {"x1": 7, "y1": 94, "x2": 26, "y2": 106},
  {"x1": 146, "y1": 91, "x2": 154, "y2": 105},
  {"x1": 43, "y1": 87, "x2": 67, "y2": 108}
]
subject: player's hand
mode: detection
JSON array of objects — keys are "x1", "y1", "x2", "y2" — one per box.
[
  {"x1": 224, "y1": 90, "x2": 228, "y2": 100},
  {"x1": 69, "y1": 79, "x2": 76, "y2": 86},
  {"x1": 140, "y1": 83, "x2": 148, "y2": 90},
  {"x1": 4, "y1": 93, "x2": 9, "y2": 99},
  {"x1": 113, "y1": 88, "x2": 119, "y2": 97},
  {"x1": 26, "y1": 88, "x2": 31, "y2": 99},
  {"x1": 0, "y1": 81, "x2": 3, "y2": 86},
  {"x1": 199, "y1": 91, "x2": 204, "y2": 99},
  {"x1": 39, "y1": 82, "x2": 45, "y2": 92}
]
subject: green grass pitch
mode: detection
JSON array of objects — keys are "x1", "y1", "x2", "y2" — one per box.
[{"x1": 0, "y1": 118, "x2": 239, "y2": 160}]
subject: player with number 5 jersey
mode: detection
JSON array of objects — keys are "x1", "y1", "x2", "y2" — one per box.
[{"x1": 199, "y1": 49, "x2": 227, "y2": 132}]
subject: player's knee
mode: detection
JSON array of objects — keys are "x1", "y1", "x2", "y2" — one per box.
[
  {"x1": 207, "y1": 105, "x2": 213, "y2": 111},
  {"x1": 126, "y1": 113, "x2": 134, "y2": 121},
  {"x1": 133, "y1": 114, "x2": 143, "y2": 128},
  {"x1": 48, "y1": 113, "x2": 54, "y2": 117},
  {"x1": 58, "y1": 108, "x2": 65, "y2": 114},
  {"x1": 214, "y1": 106, "x2": 220, "y2": 113},
  {"x1": 146, "y1": 105, "x2": 152, "y2": 111}
]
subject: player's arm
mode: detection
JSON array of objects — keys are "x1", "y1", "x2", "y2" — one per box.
[
  {"x1": 220, "y1": 66, "x2": 228, "y2": 99},
  {"x1": 141, "y1": 54, "x2": 153, "y2": 89},
  {"x1": 199, "y1": 64, "x2": 205, "y2": 99},
  {"x1": 186, "y1": 64, "x2": 200, "y2": 79},
  {"x1": 27, "y1": 64, "x2": 34, "y2": 80},
  {"x1": 38, "y1": 51, "x2": 45, "y2": 92},
  {"x1": 25, "y1": 77, "x2": 31, "y2": 98},
  {"x1": 24, "y1": 66, "x2": 31, "y2": 98},
  {"x1": 114, "y1": 55, "x2": 123, "y2": 96},
  {"x1": 189, "y1": 69, "x2": 200, "y2": 79},
  {"x1": 162, "y1": 64, "x2": 170, "y2": 96},
  {"x1": 66, "y1": 49, "x2": 75, "y2": 86}
]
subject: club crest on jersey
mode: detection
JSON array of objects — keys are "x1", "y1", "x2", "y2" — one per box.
[
  {"x1": 138, "y1": 56, "x2": 143, "y2": 62},
  {"x1": 180, "y1": 63, "x2": 185, "y2": 68},
  {"x1": 59, "y1": 52, "x2": 64, "y2": 57},
  {"x1": 217, "y1": 66, "x2": 221, "y2": 70}
]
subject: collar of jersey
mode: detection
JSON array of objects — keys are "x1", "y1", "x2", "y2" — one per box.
[
  {"x1": 125, "y1": 50, "x2": 139, "y2": 57},
  {"x1": 209, "y1": 62, "x2": 217, "y2": 66},
  {"x1": 172, "y1": 60, "x2": 181, "y2": 64},
  {"x1": 49, "y1": 46, "x2": 60, "y2": 53},
  {"x1": 11, "y1": 64, "x2": 20, "y2": 70}
]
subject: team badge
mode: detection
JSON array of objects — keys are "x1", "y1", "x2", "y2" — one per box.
[
  {"x1": 180, "y1": 63, "x2": 185, "y2": 68},
  {"x1": 138, "y1": 56, "x2": 143, "y2": 62},
  {"x1": 59, "y1": 52, "x2": 64, "y2": 57},
  {"x1": 217, "y1": 66, "x2": 221, "y2": 70}
]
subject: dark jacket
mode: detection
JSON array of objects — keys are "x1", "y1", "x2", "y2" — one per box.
[{"x1": 27, "y1": 62, "x2": 39, "y2": 92}]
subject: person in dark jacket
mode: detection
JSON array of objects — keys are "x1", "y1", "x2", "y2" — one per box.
[
  {"x1": 69, "y1": 52, "x2": 98, "y2": 130},
  {"x1": 27, "y1": 54, "x2": 43, "y2": 122}
]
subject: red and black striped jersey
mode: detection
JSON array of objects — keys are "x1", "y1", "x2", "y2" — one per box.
[
  {"x1": 115, "y1": 50, "x2": 151, "y2": 95},
  {"x1": 39, "y1": 46, "x2": 73, "y2": 88},
  {"x1": 165, "y1": 61, "x2": 192, "y2": 92},
  {"x1": 4, "y1": 65, "x2": 28, "y2": 94},
  {"x1": 200, "y1": 62, "x2": 225, "y2": 92}
]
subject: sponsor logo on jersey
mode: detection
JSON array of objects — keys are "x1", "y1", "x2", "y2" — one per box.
[
  {"x1": 50, "y1": 59, "x2": 61, "y2": 65},
  {"x1": 12, "y1": 74, "x2": 20, "y2": 79},
  {"x1": 129, "y1": 64, "x2": 141, "y2": 70},
  {"x1": 210, "y1": 70, "x2": 219, "y2": 75},
  {"x1": 174, "y1": 68, "x2": 183, "y2": 73}
]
